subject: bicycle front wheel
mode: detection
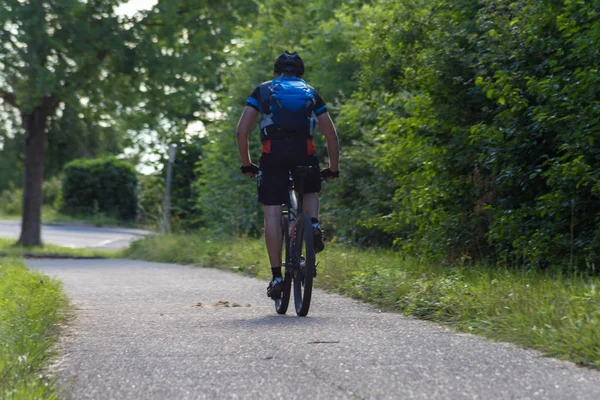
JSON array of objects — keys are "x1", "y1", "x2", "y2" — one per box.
[
  {"x1": 275, "y1": 212, "x2": 292, "y2": 314},
  {"x1": 293, "y1": 213, "x2": 315, "y2": 316}
]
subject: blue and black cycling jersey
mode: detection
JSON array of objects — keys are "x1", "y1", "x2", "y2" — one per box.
[{"x1": 246, "y1": 76, "x2": 328, "y2": 150}]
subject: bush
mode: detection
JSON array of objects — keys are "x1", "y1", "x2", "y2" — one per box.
[
  {"x1": 61, "y1": 157, "x2": 138, "y2": 220},
  {"x1": 0, "y1": 176, "x2": 61, "y2": 216},
  {"x1": 0, "y1": 187, "x2": 22, "y2": 216},
  {"x1": 137, "y1": 173, "x2": 164, "y2": 228},
  {"x1": 42, "y1": 175, "x2": 62, "y2": 206}
]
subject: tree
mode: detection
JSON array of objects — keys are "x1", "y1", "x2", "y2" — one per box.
[
  {"x1": 0, "y1": 1, "x2": 132, "y2": 245},
  {"x1": 0, "y1": 0, "x2": 253, "y2": 246}
]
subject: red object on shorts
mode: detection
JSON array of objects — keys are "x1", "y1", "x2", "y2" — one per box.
[
  {"x1": 261, "y1": 139, "x2": 316, "y2": 155},
  {"x1": 307, "y1": 139, "x2": 316, "y2": 155},
  {"x1": 262, "y1": 140, "x2": 271, "y2": 153}
]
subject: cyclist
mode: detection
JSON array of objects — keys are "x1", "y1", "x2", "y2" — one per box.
[{"x1": 236, "y1": 51, "x2": 340, "y2": 300}]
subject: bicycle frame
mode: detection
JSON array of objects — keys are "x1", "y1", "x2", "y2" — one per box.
[
  {"x1": 284, "y1": 167, "x2": 308, "y2": 265},
  {"x1": 276, "y1": 166, "x2": 316, "y2": 316}
]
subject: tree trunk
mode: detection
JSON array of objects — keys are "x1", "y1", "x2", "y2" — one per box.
[{"x1": 18, "y1": 106, "x2": 50, "y2": 246}]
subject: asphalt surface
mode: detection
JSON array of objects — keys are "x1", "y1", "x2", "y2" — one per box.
[
  {"x1": 0, "y1": 220, "x2": 149, "y2": 250},
  {"x1": 30, "y1": 258, "x2": 600, "y2": 400}
]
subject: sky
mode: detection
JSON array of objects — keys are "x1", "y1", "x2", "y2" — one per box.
[{"x1": 115, "y1": 0, "x2": 158, "y2": 16}]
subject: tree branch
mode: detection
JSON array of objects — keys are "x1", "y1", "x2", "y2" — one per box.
[
  {"x1": 0, "y1": 90, "x2": 17, "y2": 108},
  {"x1": 42, "y1": 93, "x2": 60, "y2": 114}
]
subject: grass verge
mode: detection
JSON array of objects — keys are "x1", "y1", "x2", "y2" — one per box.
[
  {"x1": 0, "y1": 257, "x2": 68, "y2": 399},
  {"x1": 0, "y1": 238, "x2": 121, "y2": 259},
  {"x1": 41, "y1": 207, "x2": 139, "y2": 228},
  {"x1": 1, "y1": 206, "x2": 140, "y2": 228},
  {"x1": 125, "y1": 233, "x2": 600, "y2": 368}
]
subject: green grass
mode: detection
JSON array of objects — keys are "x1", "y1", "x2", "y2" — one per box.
[
  {"x1": 125, "y1": 233, "x2": 600, "y2": 368},
  {"x1": 0, "y1": 257, "x2": 68, "y2": 399},
  {"x1": 41, "y1": 207, "x2": 140, "y2": 228},
  {"x1": 0, "y1": 238, "x2": 121, "y2": 259},
  {"x1": 0, "y1": 206, "x2": 140, "y2": 228},
  {"x1": 125, "y1": 232, "x2": 268, "y2": 276}
]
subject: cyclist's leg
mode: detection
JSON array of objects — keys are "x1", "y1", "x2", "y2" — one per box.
[
  {"x1": 264, "y1": 204, "x2": 283, "y2": 270},
  {"x1": 300, "y1": 154, "x2": 321, "y2": 220},
  {"x1": 298, "y1": 155, "x2": 324, "y2": 252},
  {"x1": 304, "y1": 193, "x2": 319, "y2": 220},
  {"x1": 258, "y1": 154, "x2": 290, "y2": 283}
]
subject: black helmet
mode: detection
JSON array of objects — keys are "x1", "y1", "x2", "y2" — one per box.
[{"x1": 274, "y1": 51, "x2": 304, "y2": 77}]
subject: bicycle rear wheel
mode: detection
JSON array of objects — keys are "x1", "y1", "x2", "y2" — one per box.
[
  {"x1": 293, "y1": 213, "x2": 315, "y2": 316},
  {"x1": 274, "y1": 212, "x2": 292, "y2": 314}
]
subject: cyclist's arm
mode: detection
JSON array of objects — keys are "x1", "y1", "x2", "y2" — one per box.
[
  {"x1": 317, "y1": 112, "x2": 339, "y2": 172},
  {"x1": 236, "y1": 106, "x2": 259, "y2": 166}
]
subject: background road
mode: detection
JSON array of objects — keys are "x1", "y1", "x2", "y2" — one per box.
[
  {"x1": 0, "y1": 220, "x2": 150, "y2": 250},
  {"x1": 31, "y1": 258, "x2": 600, "y2": 400}
]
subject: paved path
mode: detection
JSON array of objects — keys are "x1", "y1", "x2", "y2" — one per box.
[
  {"x1": 31, "y1": 259, "x2": 600, "y2": 400},
  {"x1": 0, "y1": 220, "x2": 149, "y2": 250}
]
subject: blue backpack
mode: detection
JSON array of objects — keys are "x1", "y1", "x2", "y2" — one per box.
[{"x1": 258, "y1": 77, "x2": 316, "y2": 142}]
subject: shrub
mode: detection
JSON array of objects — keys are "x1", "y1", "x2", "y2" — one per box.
[
  {"x1": 42, "y1": 175, "x2": 62, "y2": 206},
  {"x1": 0, "y1": 187, "x2": 22, "y2": 216},
  {"x1": 137, "y1": 173, "x2": 164, "y2": 228},
  {"x1": 61, "y1": 157, "x2": 138, "y2": 220}
]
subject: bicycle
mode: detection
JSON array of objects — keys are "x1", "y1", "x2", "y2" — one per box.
[{"x1": 274, "y1": 165, "x2": 316, "y2": 317}]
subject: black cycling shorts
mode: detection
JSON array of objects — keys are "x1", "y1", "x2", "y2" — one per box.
[{"x1": 257, "y1": 153, "x2": 321, "y2": 206}]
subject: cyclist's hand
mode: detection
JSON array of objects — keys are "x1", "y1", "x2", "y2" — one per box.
[
  {"x1": 240, "y1": 163, "x2": 259, "y2": 177},
  {"x1": 321, "y1": 168, "x2": 339, "y2": 181}
]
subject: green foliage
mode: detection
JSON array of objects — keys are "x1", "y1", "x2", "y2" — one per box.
[
  {"x1": 324, "y1": 0, "x2": 491, "y2": 258},
  {"x1": 138, "y1": 136, "x2": 207, "y2": 230},
  {"x1": 0, "y1": 258, "x2": 68, "y2": 398},
  {"x1": 44, "y1": 103, "x2": 125, "y2": 179},
  {"x1": 320, "y1": 141, "x2": 396, "y2": 247},
  {"x1": 196, "y1": 0, "x2": 363, "y2": 236},
  {"x1": 3, "y1": 0, "x2": 599, "y2": 269},
  {"x1": 308, "y1": 0, "x2": 600, "y2": 270},
  {"x1": 0, "y1": 112, "x2": 23, "y2": 192},
  {"x1": 137, "y1": 0, "x2": 600, "y2": 271},
  {"x1": 0, "y1": 187, "x2": 22, "y2": 216},
  {"x1": 469, "y1": 0, "x2": 600, "y2": 269},
  {"x1": 117, "y1": 0, "x2": 259, "y2": 172},
  {"x1": 197, "y1": 130, "x2": 262, "y2": 235},
  {"x1": 0, "y1": 0, "x2": 257, "y2": 244},
  {"x1": 42, "y1": 175, "x2": 62, "y2": 206},
  {"x1": 168, "y1": 136, "x2": 207, "y2": 230},
  {"x1": 61, "y1": 157, "x2": 138, "y2": 220},
  {"x1": 137, "y1": 173, "x2": 165, "y2": 228}
]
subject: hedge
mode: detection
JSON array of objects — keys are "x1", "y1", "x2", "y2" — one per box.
[{"x1": 61, "y1": 157, "x2": 138, "y2": 220}]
